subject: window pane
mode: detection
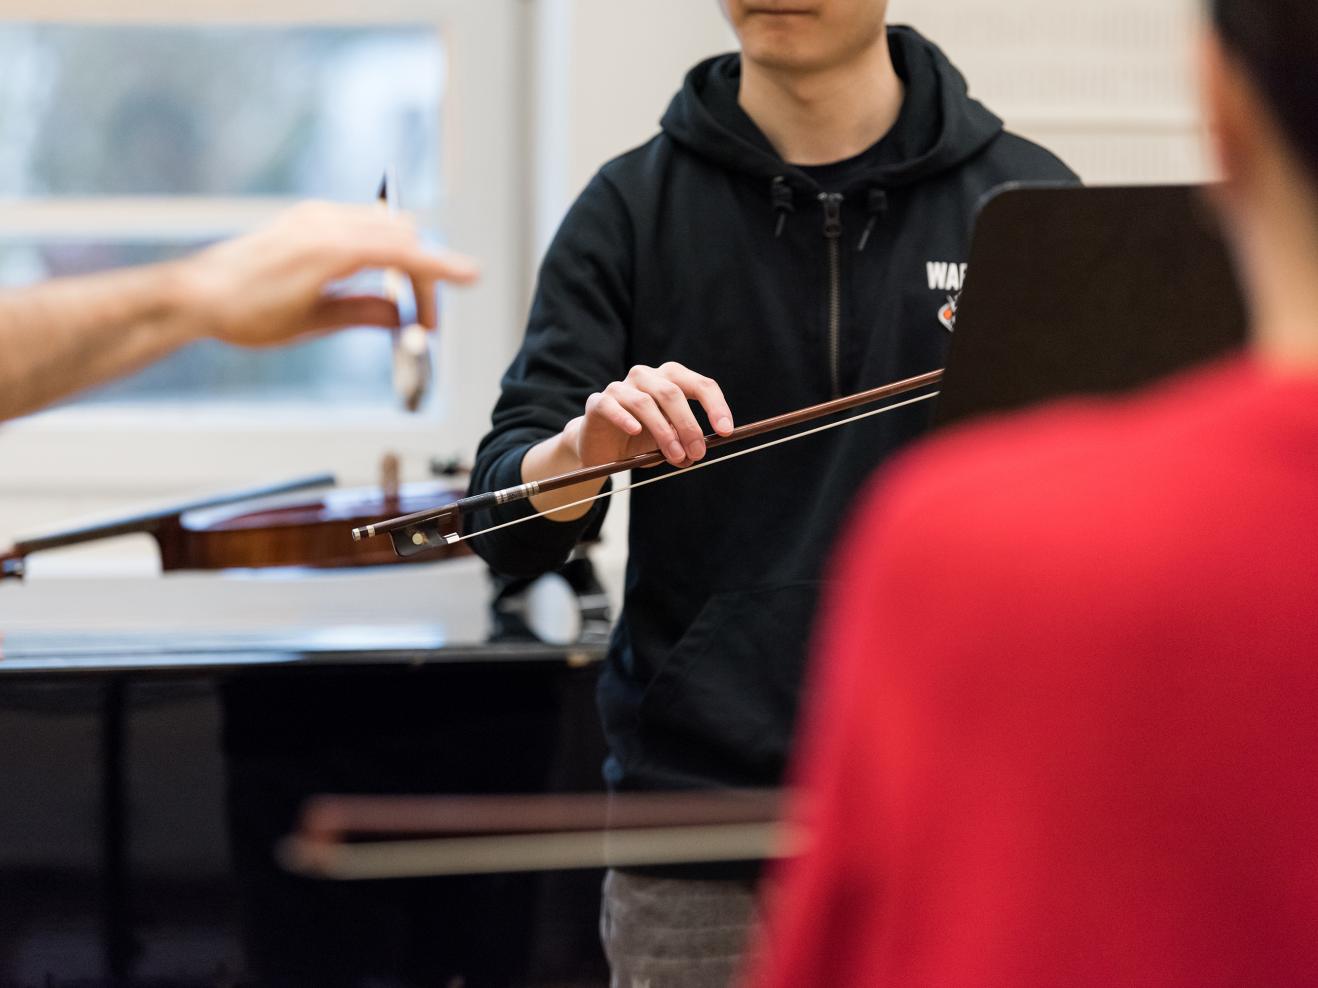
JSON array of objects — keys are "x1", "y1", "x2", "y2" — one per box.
[
  {"x1": 0, "y1": 25, "x2": 445, "y2": 204},
  {"x1": 0, "y1": 240, "x2": 410, "y2": 407}
]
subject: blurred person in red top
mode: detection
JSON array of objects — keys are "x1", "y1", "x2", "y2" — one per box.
[{"x1": 749, "y1": 0, "x2": 1318, "y2": 984}]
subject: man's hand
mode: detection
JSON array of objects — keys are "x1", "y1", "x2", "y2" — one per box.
[
  {"x1": 182, "y1": 201, "x2": 480, "y2": 348},
  {"x1": 566, "y1": 362, "x2": 736, "y2": 468},
  {"x1": 0, "y1": 200, "x2": 481, "y2": 422},
  {"x1": 518, "y1": 362, "x2": 735, "y2": 523}
]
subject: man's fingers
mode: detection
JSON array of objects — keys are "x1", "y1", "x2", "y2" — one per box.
[
  {"x1": 660, "y1": 362, "x2": 735, "y2": 436},
  {"x1": 351, "y1": 243, "x2": 476, "y2": 330},
  {"x1": 343, "y1": 235, "x2": 481, "y2": 287},
  {"x1": 582, "y1": 362, "x2": 732, "y2": 468},
  {"x1": 404, "y1": 245, "x2": 480, "y2": 285},
  {"x1": 289, "y1": 206, "x2": 478, "y2": 330},
  {"x1": 332, "y1": 244, "x2": 474, "y2": 329},
  {"x1": 632, "y1": 365, "x2": 708, "y2": 460},
  {"x1": 607, "y1": 383, "x2": 687, "y2": 466},
  {"x1": 323, "y1": 226, "x2": 477, "y2": 327},
  {"x1": 586, "y1": 391, "x2": 643, "y2": 437},
  {"x1": 285, "y1": 203, "x2": 480, "y2": 286}
]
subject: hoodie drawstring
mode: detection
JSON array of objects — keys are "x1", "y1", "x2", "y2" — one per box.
[
  {"x1": 771, "y1": 176, "x2": 794, "y2": 238},
  {"x1": 857, "y1": 188, "x2": 888, "y2": 252},
  {"x1": 773, "y1": 179, "x2": 887, "y2": 246}
]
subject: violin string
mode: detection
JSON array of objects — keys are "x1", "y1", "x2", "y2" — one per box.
[{"x1": 443, "y1": 389, "x2": 940, "y2": 546}]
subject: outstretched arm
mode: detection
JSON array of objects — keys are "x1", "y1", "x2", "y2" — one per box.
[{"x1": 0, "y1": 201, "x2": 478, "y2": 421}]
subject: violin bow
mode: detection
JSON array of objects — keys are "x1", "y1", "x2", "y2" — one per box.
[{"x1": 353, "y1": 368, "x2": 943, "y2": 557}]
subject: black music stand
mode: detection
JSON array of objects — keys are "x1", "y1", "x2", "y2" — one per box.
[{"x1": 935, "y1": 184, "x2": 1249, "y2": 430}]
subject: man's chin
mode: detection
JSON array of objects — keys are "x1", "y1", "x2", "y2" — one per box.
[{"x1": 739, "y1": 38, "x2": 828, "y2": 73}]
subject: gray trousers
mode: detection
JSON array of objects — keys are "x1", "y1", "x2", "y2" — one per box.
[{"x1": 599, "y1": 868, "x2": 762, "y2": 988}]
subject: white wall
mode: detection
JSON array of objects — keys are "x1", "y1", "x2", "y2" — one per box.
[
  {"x1": 888, "y1": 0, "x2": 1211, "y2": 183},
  {"x1": 534, "y1": 0, "x2": 736, "y2": 256},
  {"x1": 563, "y1": 2, "x2": 736, "y2": 196}
]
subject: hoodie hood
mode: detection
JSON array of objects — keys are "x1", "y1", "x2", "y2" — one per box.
[{"x1": 659, "y1": 25, "x2": 1003, "y2": 191}]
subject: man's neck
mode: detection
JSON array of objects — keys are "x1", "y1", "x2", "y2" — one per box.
[{"x1": 738, "y1": 37, "x2": 904, "y2": 166}]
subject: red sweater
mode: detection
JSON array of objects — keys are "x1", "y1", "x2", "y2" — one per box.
[{"x1": 750, "y1": 357, "x2": 1318, "y2": 987}]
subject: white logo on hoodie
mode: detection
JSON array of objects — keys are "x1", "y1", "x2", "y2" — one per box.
[{"x1": 926, "y1": 260, "x2": 967, "y2": 292}]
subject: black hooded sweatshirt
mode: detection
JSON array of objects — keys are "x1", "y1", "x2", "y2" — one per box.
[{"x1": 469, "y1": 27, "x2": 1076, "y2": 793}]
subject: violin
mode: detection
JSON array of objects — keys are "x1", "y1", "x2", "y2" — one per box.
[{"x1": 1, "y1": 459, "x2": 470, "y2": 581}]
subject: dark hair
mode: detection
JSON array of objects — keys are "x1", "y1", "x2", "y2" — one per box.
[{"x1": 1211, "y1": 0, "x2": 1318, "y2": 180}]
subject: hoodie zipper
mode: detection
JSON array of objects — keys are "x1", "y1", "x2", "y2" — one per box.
[{"x1": 819, "y1": 192, "x2": 844, "y2": 398}]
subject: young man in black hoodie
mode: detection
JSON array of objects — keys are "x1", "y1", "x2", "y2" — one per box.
[{"x1": 469, "y1": 2, "x2": 1075, "y2": 983}]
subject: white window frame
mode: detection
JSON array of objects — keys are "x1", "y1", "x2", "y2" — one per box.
[{"x1": 0, "y1": 0, "x2": 529, "y2": 497}]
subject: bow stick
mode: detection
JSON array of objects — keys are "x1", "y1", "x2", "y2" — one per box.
[{"x1": 353, "y1": 367, "x2": 943, "y2": 556}]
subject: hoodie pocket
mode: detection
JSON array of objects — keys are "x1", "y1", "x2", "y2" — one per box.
[{"x1": 638, "y1": 582, "x2": 821, "y2": 783}]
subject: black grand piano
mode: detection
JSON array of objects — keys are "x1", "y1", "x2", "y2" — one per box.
[{"x1": 0, "y1": 556, "x2": 612, "y2": 986}]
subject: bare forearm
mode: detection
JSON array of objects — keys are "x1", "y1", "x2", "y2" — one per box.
[
  {"x1": 0, "y1": 261, "x2": 207, "y2": 420},
  {"x1": 521, "y1": 430, "x2": 607, "y2": 521}
]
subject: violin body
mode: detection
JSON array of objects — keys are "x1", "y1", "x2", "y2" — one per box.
[
  {"x1": 159, "y1": 482, "x2": 471, "y2": 571},
  {"x1": 1, "y1": 474, "x2": 470, "y2": 580}
]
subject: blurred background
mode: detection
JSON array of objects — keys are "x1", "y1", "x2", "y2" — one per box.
[
  {"x1": 0, "y1": 2, "x2": 1216, "y2": 984},
  {"x1": 0, "y1": 0, "x2": 1209, "y2": 575}
]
